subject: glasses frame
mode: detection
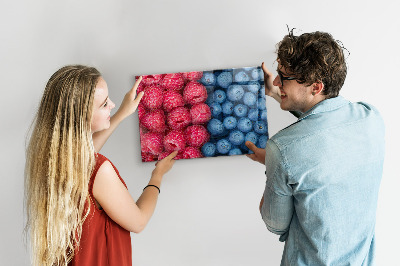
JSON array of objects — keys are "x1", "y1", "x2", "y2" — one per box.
[{"x1": 277, "y1": 70, "x2": 297, "y2": 86}]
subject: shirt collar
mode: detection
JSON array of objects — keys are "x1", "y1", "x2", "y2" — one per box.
[{"x1": 298, "y1": 95, "x2": 350, "y2": 121}]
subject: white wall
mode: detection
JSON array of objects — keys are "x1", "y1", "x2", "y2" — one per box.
[{"x1": 1, "y1": 0, "x2": 399, "y2": 265}]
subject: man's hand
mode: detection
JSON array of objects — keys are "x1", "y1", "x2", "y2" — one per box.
[
  {"x1": 245, "y1": 141, "x2": 266, "y2": 165},
  {"x1": 261, "y1": 62, "x2": 282, "y2": 103}
]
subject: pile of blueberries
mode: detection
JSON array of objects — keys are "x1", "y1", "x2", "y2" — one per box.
[{"x1": 199, "y1": 66, "x2": 269, "y2": 157}]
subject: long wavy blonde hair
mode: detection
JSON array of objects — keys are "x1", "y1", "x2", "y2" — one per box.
[{"x1": 25, "y1": 65, "x2": 101, "y2": 265}]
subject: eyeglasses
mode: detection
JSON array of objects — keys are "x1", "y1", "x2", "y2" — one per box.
[{"x1": 277, "y1": 70, "x2": 297, "y2": 86}]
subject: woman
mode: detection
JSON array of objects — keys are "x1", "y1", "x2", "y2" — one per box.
[{"x1": 25, "y1": 65, "x2": 177, "y2": 265}]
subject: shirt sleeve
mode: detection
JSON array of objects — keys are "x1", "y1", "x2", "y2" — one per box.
[{"x1": 260, "y1": 139, "x2": 294, "y2": 241}]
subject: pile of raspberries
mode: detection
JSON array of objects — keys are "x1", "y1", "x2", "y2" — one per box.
[{"x1": 137, "y1": 72, "x2": 212, "y2": 162}]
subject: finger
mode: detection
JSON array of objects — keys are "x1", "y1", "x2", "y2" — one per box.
[
  {"x1": 245, "y1": 141, "x2": 258, "y2": 152},
  {"x1": 135, "y1": 91, "x2": 144, "y2": 103},
  {"x1": 261, "y1": 62, "x2": 272, "y2": 76},
  {"x1": 245, "y1": 153, "x2": 257, "y2": 161},
  {"x1": 131, "y1": 76, "x2": 143, "y2": 93},
  {"x1": 167, "y1": 150, "x2": 179, "y2": 160}
]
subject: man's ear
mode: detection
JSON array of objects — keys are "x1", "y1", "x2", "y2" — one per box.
[{"x1": 312, "y1": 82, "x2": 324, "y2": 96}]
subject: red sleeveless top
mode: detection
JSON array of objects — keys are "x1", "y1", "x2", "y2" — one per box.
[{"x1": 69, "y1": 153, "x2": 132, "y2": 266}]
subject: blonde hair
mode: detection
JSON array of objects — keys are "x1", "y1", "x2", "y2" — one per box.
[{"x1": 25, "y1": 65, "x2": 101, "y2": 265}]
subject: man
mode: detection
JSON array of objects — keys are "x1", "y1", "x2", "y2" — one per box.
[{"x1": 246, "y1": 31, "x2": 385, "y2": 265}]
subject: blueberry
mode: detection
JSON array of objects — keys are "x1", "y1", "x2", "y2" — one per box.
[
  {"x1": 227, "y1": 85, "x2": 244, "y2": 102},
  {"x1": 260, "y1": 110, "x2": 268, "y2": 121},
  {"x1": 259, "y1": 86, "x2": 266, "y2": 99},
  {"x1": 216, "y1": 71, "x2": 233, "y2": 88},
  {"x1": 233, "y1": 104, "x2": 248, "y2": 117},
  {"x1": 243, "y1": 81, "x2": 261, "y2": 94},
  {"x1": 201, "y1": 142, "x2": 217, "y2": 157},
  {"x1": 229, "y1": 148, "x2": 242, "y2": 156},
  {"x1": 257, "y1": 97, "x2": 266, "y2": 110},
  {"x1": 245, "y1": 131, "x2": 259, "y2": 145},
  {"x1": 234, "y1": 71, "x2": 250, "y2": 84},
  {"x1": 257, "y1": 135, "x2": 268, "y2": 149},
  {"x1": 210, "y1": 102, "x2": 222, "y2": 117},
  {"x1": 207, "y1": 118, "x2": 224, "y2": 136},
  {"x1": 237, "y1": 117, "x2": 252, "y2": 133},
  {"x1": 223, "y1": 116, "x2": 237, "y2": 130},
  {"x1": 213, "y1": 89, "x2": 226, "y2": 104},
  {"x1": 258, "y1": 68, "x2": 264, "y2": 81},
  {"x1": 221, "y1": 101, "x2": 234, "y2": 115},
  {"x1": 216, "y1": 139, "x2": 232, "y2": 154},
  {"x1": 250, "y1": 68, "x2": 261, "y2": 80},
  {"x1": 248, "y1": 108, "x2": 258, "y2": 121},
  {"x1": 243, "y1": 92, "x2": 257, "y2": 107},
  {"x1": 254, "y1": 121, "x2": 268, "y2": 134},
  {"x1": 201, "y1": 72, "x2": 216, "y2": 86},
  {"x1": 229, "y1": 130, "x2": 245, "y2": 146}
]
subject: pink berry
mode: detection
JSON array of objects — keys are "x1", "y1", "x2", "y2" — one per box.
[
  {"x1": 183, "y1": 81, "x2": 208, "y2": 105},
  {"x1": 142, "y1": 85, "x2": 164, "y2": 109},
  {"x1": 190, "y1": 103, "x2": 211, "y2": 124},
  {"x1": 163, "y1": 130, "x2": 186, "y2": 152},
  {"x1": 184, "y1": 125, "x2": 210, "y2": 147},
  {"x1": 141, "y1": 132, "x2": 164, "y2": 155},
  {"x1": 137, "y1": 103, "x2": 146, "y2": 120},
  {"x1": 163, "y1": 91, "x2": 185, "y2": 112},
  {"x1": 181, "y1": 71, "x2": 203, "y2": 81},
  {"x1": 157, "y1": 151, "x2": 171, "y2": 161},
  {"x1": 167, "y1": 107, "x2": 191, "y2": 130},
  {"x1": 182, "y1": 147, "x2": 203, "y2": 159},
  {"x1": 142, "y1": 152, "x2": 156, "y2": 162},
  {"x1": 160, "y1": 73, "x2": 185, "y2": 91},
  {"x1": 140, "y1": 109, "x2": 166, "y2": 133},
  {"x1": 141, "y1": 74, "x2": 164, "y2": 86}
]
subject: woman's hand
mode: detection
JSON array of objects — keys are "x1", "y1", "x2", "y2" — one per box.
[
  {"x1": 115, "y1": 76, "x2": 144, "y2": 120},
  {"x1": 261, "y1": 62, "x2": 282, "y2": 103},
  {"x1": 152, "y1": 151, "x2": 178, "y2": 179}
]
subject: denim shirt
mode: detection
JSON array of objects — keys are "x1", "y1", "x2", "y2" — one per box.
[{"x1": 261, "y1": 96, "x2": 385, "y2": 266}]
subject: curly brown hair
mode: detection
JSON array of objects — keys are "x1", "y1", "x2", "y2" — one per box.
[{"x1": 277, "y1": 30, "x2": 348, "y2": 98}]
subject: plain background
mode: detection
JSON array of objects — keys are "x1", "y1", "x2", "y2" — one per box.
[{"x1": 1, "y1": 0, "x2": 399, "y2": 265}]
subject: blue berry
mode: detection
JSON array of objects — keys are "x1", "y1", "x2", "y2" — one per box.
[
  {"x1": 254, "y1": 121, "x2": 268, "y2": 134},
  {"x1": 258, "y1": 68, "x2": 264, "y2": 81},
  {"x1": 257, "y1": 97, "x2": 266, "y2": 110},
  {"x1": 245, "y1": 131, "x2": 259, "y2": 145},
  {"x1": 234, "y1": 71, "x2": 250, "y2": 84},
  {"x1": 244, "y1": 81, "x2": 261, "y2": 94},
  {"x1": 229, "y1": 130, "x2": 245, "y2": 146},
  {"x1": 210, "y1": 102, "x2": 222, "y2": 117},
  {"x1": 221, "y1": 101, "x2": 234, "y2": 115},
  {"x1": 250, "y1": 68, "x2": 261, "y2": 80},
  {"x1": 260, "y1": 110, "x2": 268, "y2": 121},
  {"x1": 216, "y1": 139, "x2": 232, "y2": 154},
  {"x1": 216, "y1": 71, "x2": 233, "y2": 88},
  {"x1": 213, "y1": 90, "x2": 226, "y2": 104},
  {"x1": 237, "y1": 117, "x2": 252, "y2": 133},
  {"x1": 233, "y1": 104, "x2": 248, "y2": 117},
  {"x1": 207, "y1": 118, "x2": 224, "y2": 136},
  {"x1": 223, "y1": 116, "x2": 237, "y2": 130},
  {"x1": 227, "y1": 85, "x2": 244, "y2": 102},
  {"x1": 229, "y1": 148, "x2": 242, "y2": 156},
  {"x1": 248, "y1": 108, "x2": 258, "y2": 121},
  {"x1": 201, "y1": 142, "x2": 217, "y2": 157},
  {"x1": 257, "y1": 135, "x2": 268, "y2": 149},
  {"x1": 243, "y1": 92, "x2": 257, "y2": 107},
  {"x1": 259, "y1": 86, "x2": 266, "y2": 99},
  {"x1": 201, "y1": 72, "x2": 216, "y2": 86}
]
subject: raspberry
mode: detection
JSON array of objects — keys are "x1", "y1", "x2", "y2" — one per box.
[
  {"x1": 181, "y1": 147, "x2": 203, "y2": 159},
  {"x1": 141, "y1": 132, "x2": 164, "y2": 155},
  {"x1": 184, "y1": 125, "x2": 210, "y2": 147},
  {"x1": 141, "y1": 74, "x2": 164, "y2": 86},
  {"x1": 183, "y1": 81, "x2": 208, "y2": 105},
  {"x1": 163, "y1": 91, "x2": 185, "y2": 112},
  {"x1": 142, "y1": 152, "x2": 156, "y2": 162},
  {"x1": 142, "y1": 85, "x2": 164, "y2": 109},
  {"x1": 160, "y1": 73, "x2": 185, "y2": 91},
  {"x1": 137, "y1": 103, "x2": 146, "y2": 121},
  {"x1": 181, "y1": 71, "x2": 203, "y2": 81},
  {"x1": 140, "y1": 109, "x2": 166, "y2": 133},
  {"x1": 163, "y1": 130, "x2": 186, "y2": 152},
  {"x1": 167, "y1": 107, "x2": 191, "y2": 130},
  {"x1": 190, "y1": 103, "x2": 211, "y2": 124}
]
